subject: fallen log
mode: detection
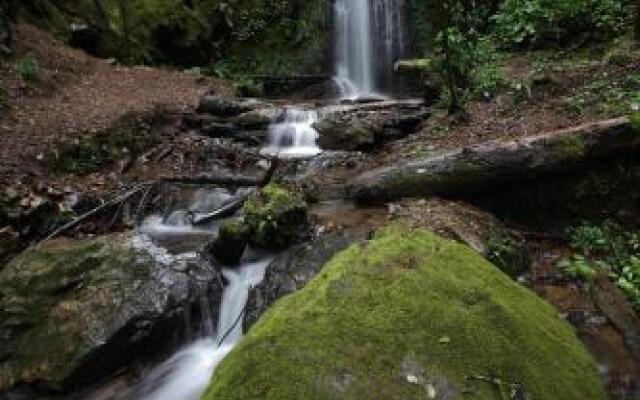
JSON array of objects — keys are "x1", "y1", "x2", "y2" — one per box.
[
  {"x1": 189, "y1": 159, "x2": 280, "y2": 226},
  {"x1": 39, "y1": 184, "x2": 152, "y2": 244},
  {"x1": 161, "y1": 173, "x2": 264, "y2": 187},
  {"x1": 349, "y1": 118, "x2": 640, "y2": 203}
]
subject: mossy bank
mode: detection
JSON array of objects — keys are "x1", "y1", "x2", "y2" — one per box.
[{"x1": 203, "y1": 225, "x2": 605, "y2": 400}]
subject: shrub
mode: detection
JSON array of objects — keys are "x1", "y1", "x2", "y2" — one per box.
[
  {"x1": 557, "y1": 221, "x2": 640, "y2": 309},
  {"x1": 494, "y1": 0, "x2": 634, "y2": 48},
  {"x1": 16, "y1": 58, "x2": 39, "y2": 81}
]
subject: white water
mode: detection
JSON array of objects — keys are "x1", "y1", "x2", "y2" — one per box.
[
  {"x1": 127, "y1": 259, "x2": 271, "y2": 400},
  {"x1": 261, "y1": 108, "x2": 321, "y2": 158},
  {"x1": 334, "y1": 0, "x2": 406, "y2": 98}
]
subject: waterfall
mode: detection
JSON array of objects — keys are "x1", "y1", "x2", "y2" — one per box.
[
  {"x1": 261, "y1": 108, "x2": 321, "y2": 158},
  {"x1": 122, "y1": 259, "x2": 272, "y2": 400},
  {"x1": 333, "y1": 0, "x2": 407, "y2": 98}
]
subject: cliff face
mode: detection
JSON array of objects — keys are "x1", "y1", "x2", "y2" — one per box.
[{"x1": 17, "y1": 0, "x2": 332, "y2": 74}]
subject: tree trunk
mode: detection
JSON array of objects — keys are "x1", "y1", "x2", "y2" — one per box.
[{"x1": 349, "y1": 118, "x2": 640, "y2": 202}]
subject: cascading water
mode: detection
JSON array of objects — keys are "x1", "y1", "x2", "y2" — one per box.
[
  {"x1": 261, "y1": 108, "x2": 321, "y2": 158},
  {"x1": 129, "y1": 259, "x2": 271, "y2": 400},
  {"x1": 333, "y1": 0, "x2": 407, "y2": 98},
  {"x1": 94, "y1": 190, "x2": 273, "y2": 400}
]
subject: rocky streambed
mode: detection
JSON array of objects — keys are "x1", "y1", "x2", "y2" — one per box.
[{"x1": 1, "y1": 93, "x2": 639, "y2": 400}]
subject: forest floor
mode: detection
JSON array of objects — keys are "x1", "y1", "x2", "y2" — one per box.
[
  {"x1": 0, "y1": 22, "x2": 231, "y2": 193},
  {"x1": 374, "y1": 36, "x2": 640, "y2": 164}
]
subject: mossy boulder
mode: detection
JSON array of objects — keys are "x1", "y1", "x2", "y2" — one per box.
[
  {"x1": 0, "y1": 234, "x2": 221, "y2": 393},
  {"x1": 243, "y1": 184, "x2": 309, "y2": 250},
  {"x1": 203, "y1": 225, "x2": 606, "y2": 400},
  {"x1": 208, "y1": 218, "x2": 250, "y2": 265},
  {"x1": 389, "y1": 199, "x2": 529, "y2": 278}
]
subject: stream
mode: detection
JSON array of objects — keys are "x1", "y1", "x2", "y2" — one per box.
[{"x1": 83, "y1": 1, "x2": 407, "y2": 399}]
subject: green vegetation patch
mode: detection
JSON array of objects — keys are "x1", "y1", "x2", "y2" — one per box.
[
  {"x1": 558, "y1": 221, "x2": 640, "y2": 309},
  {"x1": 243, "y1": 184, "x2": 309, "y2": 250},
  {"x1": 204, "y1": 225, "x2": 605, "y2": 400}
]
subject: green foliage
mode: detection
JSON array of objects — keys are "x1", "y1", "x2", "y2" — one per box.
[
  {"x1": 420, "y1": 1, "x2": 504, "y2": 112},
  {"x1": 15, "y1": 58, "x2": 39, "y2": 81},
  {"x1": 487, "y1": 234, "x2": 529, "y2": 277},
  {"x1": 212, "y1": 62, "x2": 264, "y2": 96},
  {"x1": 204, "y1": 225, "x2": 605, "y2": 400},
  {"x1": 243, "y1": 184, "x2": 309, "y2": 250},
  {"x1": 558, "y1": 221, "x2": 640, "y2": 309},
  {"x1": 494, "y1": 0, "x2": 634, "y2": 48},
  {"x1": 559, "y1": 72, "x2": 640, "y2": 118}
]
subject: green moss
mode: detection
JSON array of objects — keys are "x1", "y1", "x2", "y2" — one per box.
[
  {"x1": 210, "y1": 218, "x2": 250, "y2": 264},
  {"x1": 553, "y1": 135, "x2": 587, "y2": 160},
  {"x1": 243, "y1": 184, "x2": 308, "y2": 250},
  {"x1": 204, "y1": 225, "x2": 605, "y2": 400},
  {"x1": 0, "y1": 237, "x2": 152, "y2": 390}
]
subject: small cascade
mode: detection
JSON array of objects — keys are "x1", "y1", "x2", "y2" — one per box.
[
  {"x1": 121, "y1": 259, "x2": 272, "y2": 400},
  {"x1": 333, "y1": 0, "x2": 407, "y2": 98},
  {"x1": 261, "y1": 108, "x2": 321, "y2": 158}
]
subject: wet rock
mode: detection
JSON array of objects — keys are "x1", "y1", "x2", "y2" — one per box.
[
  {"x1": 389, "y1": 198, "x2": 529, "y2": 277},
  {"x1": 244, "y1": 229, "x2": 364, "y2": 330},
  {"x1": 243, "y1": 184, "x2": 310, "y2": 250},
  {"x1": 207, "y1": 218, "x2": 250, "y2": 265},
  {"x1": 0, "y1": 234, "x2": 222, "y2": 394},
  {"x1": 314, "y1": 105, "x2": 430, "y2": 151},
  {"x1": 196, "y1": 96, "x2": 258, "y2": 117},
  {"x1": 230, "y1": 110, "x2": 274, "y2": 130},
  {"x1": 314, "y1": 116, "x2": 381, "y2": 151}
]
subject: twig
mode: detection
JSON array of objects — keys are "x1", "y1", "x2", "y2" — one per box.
[
  {"x1": 39, "y1": 184, "x2": 151, "y2": 245},
  {"x1": 216, "y1": 303, "x2": 248, "y2": 348},
  {"x1": 190, "y1": 158, "x2": 280, "y2": 226}
]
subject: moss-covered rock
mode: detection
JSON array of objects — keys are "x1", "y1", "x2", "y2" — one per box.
[
  {"x1": 203, "y1": 225, "x2": 606, "y2": 400},
  {"x1": 0, "y1": 234, "x2": 221, "y2": 393},
  {"x1": 389, "y1": 199, "x2": 529, "y2": 278},
  {"x1": 208, "y1": 218, "x2": 250, "y2": 265},
  {"x1": 243, "y1": 184, "x2": 309, "y2": 250}
]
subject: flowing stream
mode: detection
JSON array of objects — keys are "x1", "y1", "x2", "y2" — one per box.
[
  {"x1": 261, "y1": 107, "x2": 321, "y2": 158},
  {"x1": 130, "y1": 259, "x2": 271, "y2": 400}
]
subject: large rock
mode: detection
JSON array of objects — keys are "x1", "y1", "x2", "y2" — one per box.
[
  {"x1": 197, "y1": 96, "x2": 261, "y2": 117},
  {"x1": 0, "y1": 234, "x2": 222, "y2": 393},
  {"x1": 203, "y1": 225, "x2": 606, "y2": 400},
  {"x1": 314, "y1": 103, "x2": 430, "y2": 151},
  {"x1": 314, "y1": 115, "x2": 382, "y2": 151},
  {"x1": 389, "y1": 198, "x2": 529, "y2": 277},
  {"x1": 207, "y1": 218, "x2": 250, "y2": 265},
  {"x1": 243, "y1": 229, "x2": 365, "y2": 330},
  {"x1": 243, "y1": 184, "x2": 310, "y2": 250}
]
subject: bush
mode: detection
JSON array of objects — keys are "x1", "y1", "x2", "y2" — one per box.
[
  {"x1": 558, "y1": 221, "x2": 640, "y2": 309},
  {"x1": 16, "y1": 58, "x2": 39, "y2": 81},
  {"x1": 494, "y1": 0, "x2": 634, "y2": 48}
]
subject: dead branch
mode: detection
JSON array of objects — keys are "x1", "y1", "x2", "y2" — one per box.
[{"x1": 39, "y1": 184, "x2": 152, "y2": 245}]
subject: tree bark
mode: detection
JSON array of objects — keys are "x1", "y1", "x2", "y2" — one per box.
[{"x1": 349, "y1": 118, "x2": 640, "y2": 203}]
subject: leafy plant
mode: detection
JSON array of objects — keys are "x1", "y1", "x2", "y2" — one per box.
[
  {"x1": 16, "y1": 58, "x2": 39, "y2": 81},
  {"x1": 487, "y1": 234, "x2": 529, "y2": 278},
  {"x1": 494, "y1": 0, "x2": 634, "y2": 48},
  {"x1": 557, "y1": 221, "x2": 640, "y2": 309}
]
